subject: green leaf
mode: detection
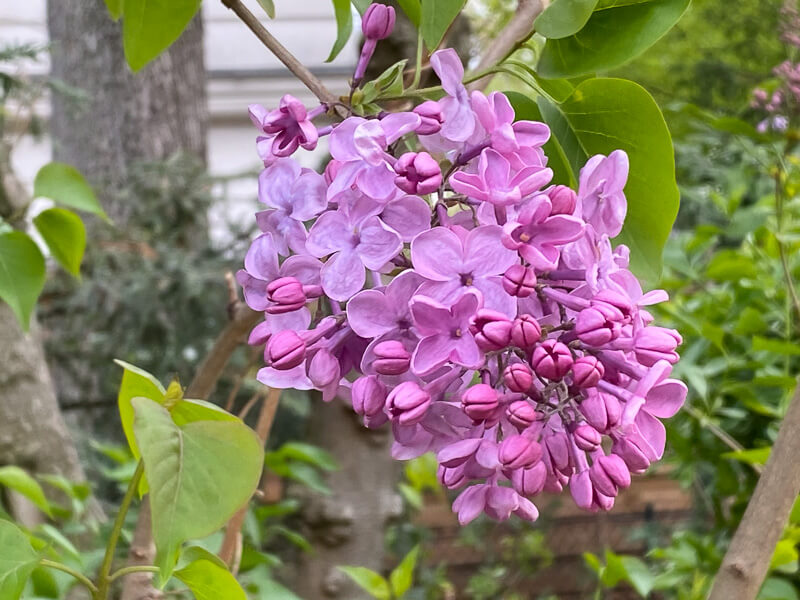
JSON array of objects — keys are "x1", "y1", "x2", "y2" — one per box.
[
  {"x1": 0, "y1": 520, "x2": 40, "y2": 600},
  {"x1": 33, "y1": 208, "x2": 86, "y2": 278},
  {"x1": 115, "y1": 359, "x2": 166, "y2": 460},
  {"x1": 277, "y1": 442, "x2": 339, "y2": 471},
  {"x1": 104, "y1": 0, "x2": 124, "y2": 20},
  {"x1": 398, "y1": 0, "x2": 422, "y2": 27},
  {"x1": 537, "y1": 0, "x2": 690, "y2": 79},
  {"x1": 122, "y1": 0, "x2": 202, "y2": 72},
  {"x1": 421, "y1": 0, "x2": 466, "y2": 50},
  {"x1": 390, "y1": 545, "x2": 420, "y2": 599},
  {"x1": 619, "y1": 556, "x2": 655, "y2": 596},
  {"x1": 132, "y1": 397, "x2": 264, "y2": 581},
  {"x1": 351, "y1": 0, "x2": 371, "y2": 14},
  {"x1": 721, "y1": 447, "x2": 771, "y2": 466},
  {"x1": 770, "y1": 540, "x2": 799, "y2": 573},
  {"x1": 257, "y1": 0, "x2": 276, "y2": 18},
  {"x1": 33, "y1": 162, "x2": 107, "y2": 220},
  {"x1": 760, "y1": 577, "x2": 800, "y2": 600},
  {"x1": 539, "y1": 78, "x2": 679, "y2": 280},
  {"x1": 338, "y1": 566, "x2": 391, "y2": 600},
  {"x1": 0, "y1": 467, "x2": 51, "y2": 518},
  {"x1": 535, "y1": 0, "x2": 599, "y2": 39},
  {"x1": 174, "y1": 547, "x2": 247, "y2": 600},
  {"x1": 0, "y1": 231, "x2": 45, "y2": 330},
  {"x1": 37, "y1": 524, "x2": 82, "y2": 564},
  {"x1": 327, "y1": 0, "x2": 353, "y2": 63},
  {"x1": 171, "y1": 398, "x2": 240, "y2": 426},
  {"x1": 752, "y1": 337, "x2": 800, "y2": 356}
]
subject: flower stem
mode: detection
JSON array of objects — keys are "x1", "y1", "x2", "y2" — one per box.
[
  {"x1": 411, "y1": 33, "x2": 424, "y2": 90},
  {"x1": 95, "y1": 460, "x2": 146, "y2": 600},
  {"x1": 40, "y1": 560, "x2": 98, "y2": 594},
  {"x1": 108, "y1": 565, "x2": 161, "y2": 583}
]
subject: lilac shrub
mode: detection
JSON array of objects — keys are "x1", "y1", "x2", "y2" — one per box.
[{"x1": 238, "y1": 10, "x2": 687, "y2": 525}]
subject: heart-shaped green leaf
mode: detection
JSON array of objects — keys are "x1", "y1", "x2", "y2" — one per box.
[
  {"x1": 174, "y1": 547, "x2": 247, "y2": 600},
  {"x1": 122, "y1": 0, "x2": 202, "y2": 72},
  {"x1": 0, "y1": 520, "x2": 40, "y2": 599},
  {"x1": 33, "y1": 208, "x2": 86, "y2": 278},
  {"x1": 33, "y1": 162, "x2": 106, "y2": 220}
]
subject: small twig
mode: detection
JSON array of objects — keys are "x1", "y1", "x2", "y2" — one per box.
[
  {"x1": 467, "y1": 0, "x2": 549, "y2": 92},
  {"x1": 709, "y1": 380, "x2": 800, "y2": 600}
]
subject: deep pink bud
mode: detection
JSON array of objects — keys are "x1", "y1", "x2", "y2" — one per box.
[
  {"x1": 394, "y1": 151, "x2": 442, "y2": 195},
  {"x1": 575, "y1": 305, "x2": 624, "y2": 346},
  {"x1": 502, "y1": 264, "x2": 537, "y2": 298},
  {"x1": 573, "y1": 424, "x2": 602, "y2": 452},
  {"x1": 544, "y1": 431, "x2": 571, "y2": 471},
  {"x1": 308, "y1": 349, "x2": 339, "y2": 388},
  {"x1": 590, "y1": 454, "x2": 631, "y2": 497},
  {"x1": 510, "y1": 314, "x2": 542, "y2": 352},
  {"x1": 461, "y1": 384, "x2": 499, "y2": 421},
  {"x1": 547, "y1": 185, "x2": 577, "y2": 215},
  {"x1": 634, "y1": 327, "x2": 681, "y2": 366},
  {"x1": 266, "y1": 276, "x2": 306, "y2": 314},
  {"x1": 507, "y1": 400, "x2": 538, "y2": 430},
  {"x1": 362, "y1": 3, "x2": 396, "y2": 40},
  {"x1": 504, "y1": 363, "x2": 534, "y2": 394},
  {"x1": 352, "y1": 375, "x2": 387, "y2": 417},
  {"x1": 498, "y1": 435, "x2": 542, "y2": 470},
  {"x1": 511, "y1": 461, "x2": 547, "y2": 497},
  {"x1": 266, "y1": 330, "x2": 306, "y2": 370},
  {"x1": 531, "y1": 339, "x2": 573, "y2": 380},
  {"x1": 572, "y1": 355, "x2": 605, "y2": 388},
  {"x1": 373, "y1": 340, "x2": 411, "y2": 375},
  {"x1": 591, "y1": 289, "x2": 634, "y2": 322},
  {"x1": 438, "y1": 464, "x2": 468, "y2": 489},
  {"x1": 579, "y1": 390, "x2": 621, "y2": 432},
  {"x1": 387, "y1": 381, "x2": 431, "y2": 425},
  {"x1": 248, "y1": 321, "x2": 272, "y2": 346},
  {"x1": 413, "y1": 100, "x2": 443, "y2": 135},
  {"x1": 612, "y1": 438, "x2": 651, "y2": 474},
  {"x1": 470, "y1": 309, "x2": 513, "y2": 351}
]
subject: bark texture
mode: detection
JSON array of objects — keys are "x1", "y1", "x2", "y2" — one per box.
[{"x1": 294, "y1": 401, "x2": 402, "y2": 600}]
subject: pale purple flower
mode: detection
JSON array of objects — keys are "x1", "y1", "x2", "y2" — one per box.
[
  {"x1": 249, "y1": 95, "x2": 319, "y2": 159},
  {"x1": 347, "y1": 270, "x2": 424, "y2": 338},
  {"x1": 578, "y1": 150, "x2": 629, "y2": 237},
  {"x1": 471, "y1": 91, "x2": 550, "y2": 158},
  {"x1": 419, "y1": 49, "x2": 476, "y2": 151}
]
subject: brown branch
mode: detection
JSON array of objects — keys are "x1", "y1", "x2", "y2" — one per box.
[
  {"x1": 467, "y1": 0, "x2": 549, "y2": 92},
  {"x1": 709, "y1": 380, "x2": 800, "y2": 600},
  {"x1": 220, "y1": 0, "x2": 338, "y2": 105}
]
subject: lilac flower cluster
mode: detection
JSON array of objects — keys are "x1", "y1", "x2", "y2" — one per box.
[{"x1": 238, "y1": 10, "x2": 687, "y2": 524}]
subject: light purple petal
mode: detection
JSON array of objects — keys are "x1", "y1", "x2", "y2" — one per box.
[
  {"x1": 381, "y1": 196, "x2": 431, "y2": 242},
  {"x1": 645, "y1": 379, "x2": 687, "y2": 418},
  {"x1": 411, "y1": 226, "x2": 463, "y2": 281},
  {"x1": 412, "y1": 334, "x2": 453, "y2": 375},
  {"x1": 306, "y1": 211, "x2": 351, "y2": 257},
  {"x1": 347, "y1": 289, "x2": 397, "y2": 338},
  {"x1": 463, "y1": 225, "x2": 517, "y2": 276},
  {"x1": 357, "y1": 216, "x2": 403, "y2": 269},
  {"x1": 430, "y1": 48, "x2": 465, "y2": 98},
  {"x1": 258, "y1": 159, "x2": 301, "y2": 209},
  {"x1": 381, "y1": 112, "x2": 422, "y2": 144},
  {"x1": 289, "y1": 170, "x2": 328, "y2": 220},
  {"x1": 633, "y1": 410, "x2": 667, "y2": 460},
  {"x1": 279, "y1": 255, "x2": 322, "y2": 285},
  {"x1": 329, "y1": 117, "x2": 366, "y2": 161},
  {"x1": 320, "y1": 251, "x2": 366, "y2": 301},
  {"x1": 257, "y1": 364, "x2": 313, "y2": 390},
  {"x1": 410, "y1": 295, "x2": 453, "y2": 335},
  {"x1": 244, "y1": 233, "x2": 280, "y2": 281}
]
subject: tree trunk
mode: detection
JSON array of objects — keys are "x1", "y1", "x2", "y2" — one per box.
[{"x1": 294, "y1": 401, "x2": 401, "y2": 600}]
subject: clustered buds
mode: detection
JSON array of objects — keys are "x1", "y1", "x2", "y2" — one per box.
[{"x1": 238, "y1": 16, "x2": 687, "y2": 526}]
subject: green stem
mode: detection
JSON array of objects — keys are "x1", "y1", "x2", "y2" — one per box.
[
  {"x1": 94, "y1": 459, "x2": 145, "y2": 600},
  {"x1": 411, "y1": 33, "x2": 424, "y2": 90},
  {"x1": 40, "y1": 559, "x2": 98, "y2": 593},
  {"x1": 108, "y1": 565, "x2": 161, "y2": 583}
]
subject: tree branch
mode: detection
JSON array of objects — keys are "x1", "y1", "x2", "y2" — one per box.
[
  {"x1": 709, "y1": 380, "x2": 800, "y2": 600},
  {"x1": 467, "y1": 0, "x2": 549, "y2": 92}
]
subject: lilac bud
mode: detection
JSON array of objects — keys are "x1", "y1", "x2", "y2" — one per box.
[
  {"x1": 612, "y1": 438, "x2": 651, "y2": 474},
  {"x1": 362, "y1": 3, "x2": 396, "y2": 40},
  {"x1": 579, "y1": 390, "x2": 621, "y2": 432},
  {"x1": 573, "y1": 424, "x2": 602, "y2": 452},
  {"x1": 266, "y1": 276, "x2": 307, "y2": 314},
  {"x1": 461, "y1": 384, "x2": 500, "y2": 422},
  {"x1": 352, "y1": 375, "x2": 387, "y2": 417},
  {"x1": 266, "y1": 330, "x2": 306, "y2": 370},
  {"x1": 438, "y1": 464, "x2": 468, "y2": 489},
  {"x1": 510, "y1": 315, "x2": 542, "y2": 353},
  {"x1": 544, "y1": 431, "x2": 571, "y2": 471},
  {"x1": 504, "y1": 363, "x2": 533, "y2": 394},
  {"x1": 394, "y1": 151, "x2": 442, "y2": 195},
  {"x1": 531, "y1": 339, "x2": 573, "y2": 380},
  {"x1": 575, "y1": 305, "x2": 624, "y2": 346},
  {"x1": 248, "y1": 321, "x2": 272, "y2": 346},
  {"x1": 634, "y1": 327, "x2": 681, "y2": 366},
  {"x1": 470, "y1": 309, "x2": 513, "y2": 351},
  {"x1": 387, "y1": 381, "x2": 431, "y2": 425},
  {"x1": 413, "y1": 100, "x2": 443, "y2": 135},
  {"x1": 572, "y1": 355, "x2": 605, "y2": 388},
  {"x1": 570, "y1": 470, "x2": 594, "y2": 510},
  {"x1": 547, "y1": 185, "x2": 577, "y2": 215},
  {"x1": 373, "y1": 340, "x2": 411, "y2": 375},
  {"x1": 590, "y1": 454, "x2": 631, "y2": 497},
  {"x1": 498, "y1": 435, "x2": 542, "y2": 470},
  {"x1": 591, "y1": 289, "x2": 634, "y2": 323},
  {"x1": 507, "y1": 400, "x2": 538, "y2": 430},
  {"x1": 438, "y1": 438, "x2": 482, "y2": 468},
  {"x1": 511, "y1": 461, "x2": 547, "y2": 497},
  {"x1": 502, "y1": 264, "x2": 537, "y2": 298},
  {"x1": 308, "y1": 349, "x2": 339, "y2": 388}
]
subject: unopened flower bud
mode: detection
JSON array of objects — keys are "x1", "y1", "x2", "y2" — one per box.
[
  {"x1": 373, "y1": 340, "x2": 411, "y2": 375},
  {"x1": 510, "y1": 314, "x2": 542, "y2": 352},
  {"x1": 351, "y1": 375, "x2": 387, "y2": 417},
  {"x1": 531, "y1": 339, "x2": 573, "y2": 380},
  {"x1": 547, "y1": 185, "x2": 577, "y2": 215},
  {"x1": 266, "y1": 330, "x2": 306, "y2": 370},
  {"x1": 575, "y1": 305, "x2": 624, "y2": 346},
  {"x1": 308, "y1": 349, "x2": 339, "y2": 388},
  {"x1": 511, "y1": 461, "x2": 547, "y2": 496},
  {"x1": 394, "y1": 151, "x2": 442, "y2": 195},
  {"x1": 470, "y1": 309, "x2": 513, "y2": 351},
  {"x1": 413, "y1": 100, "x2": 444, "y2": 135},
  {"x1": 502, "y1": 264, "x2": 537, "y2": 298},
  {"x1": 387, "y1": 381, "x2": 431, "y2": 425},
  {"x1": 266, "y1": 277, "x2": 307, "y2": 314},
  {"x1": 504, "y1": 363, "x2": 534, "y2": 394},
  {"x1": 634, "y1": 327, "x2": 681, "y2": 366},
  {"x1": 612, "y1": 438, "x2": 651, "y2": 474},
  {"x1": 438, "y1": 464, "x2": 468, "y2": 489},
  {"x1": 362, "y1": 3, "x2": 396, "y2": 40},
  {"x1": 461, "y1": 383, "x2": 499, "y2": 422},
  {"x1": 572, "y1": 355, "x2": 605, "y2": 388},
  {"x1": 507, "y1": 400, "x2": 538, "y2": 430},
  {"x1": 573, "y1": 424, "x2": 602, "y2": 452},
  {"x1": 579, "y1": 390, "x2": 621, "y2": 432},
  {"x1": 499, "y1": 435, "x2": 542, "y2": 470},
  {"x1": 591, "y1": 289, "x2": 634, "y2": 322},
  {"x1": 590, "y1": 454, "x2": 631, "y2": 497}
]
